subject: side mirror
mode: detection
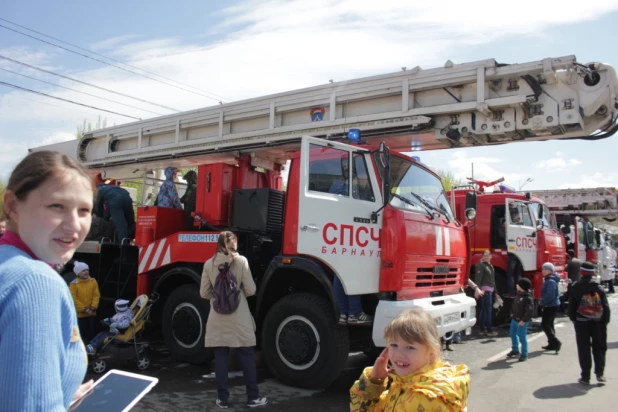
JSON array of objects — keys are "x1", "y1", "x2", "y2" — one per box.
[
  {"x1": 538, "y1": 206, "x2": 544, "y2": 219},
  {"x1": 465, "y1": 192, "x2": 477, "y2": 210},
  {"x1": 465, "y1": 208, "x2": 476, "y2": 221},
  {"x1": 379, "y1": 142, "x2": 391, "y2": 207}
]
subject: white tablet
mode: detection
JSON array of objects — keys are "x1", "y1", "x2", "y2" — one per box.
[{"x1": 69, "y1": 369, "x2": 158, "y2": 412}]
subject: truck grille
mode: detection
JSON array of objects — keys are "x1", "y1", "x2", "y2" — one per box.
[{"x1": 402, "y1": 256, "x2": 464, "y2": 289}]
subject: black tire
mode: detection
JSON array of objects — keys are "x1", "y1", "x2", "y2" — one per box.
[
  {"x1": 261, "y1": 293, "x2": 349, "y2": 389},
  {"x1": 162, "y1": 284, "x2": 213, "y2": 364}
]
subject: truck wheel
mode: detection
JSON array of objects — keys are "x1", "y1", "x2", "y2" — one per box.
[
  {"x1": 162, "y1": 284, "x2": 213, "y2": 364},
  {"x1": 261, "y1": 293, "x2": 349, "y2": 389}
]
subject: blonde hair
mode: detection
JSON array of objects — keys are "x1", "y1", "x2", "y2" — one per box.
[{"x1": 383, "y1": 309, "x2": 443, "y2": 362}]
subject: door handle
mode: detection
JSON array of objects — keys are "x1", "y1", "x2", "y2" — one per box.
[
  {"x1": 301, "y1": 224, "x2": 320, "y2": 232},
  {"x1": 508, "y1": 239, "x2": 515, "y2": 242}
]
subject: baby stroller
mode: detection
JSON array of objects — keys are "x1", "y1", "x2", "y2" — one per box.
[{"x1": 89, "y1": 293, "x2": 158, "y2": 374}]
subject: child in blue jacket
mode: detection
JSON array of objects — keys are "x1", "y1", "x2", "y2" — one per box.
[{"x1": 540, "y1": 262, "x2": 562, "y2": 353}]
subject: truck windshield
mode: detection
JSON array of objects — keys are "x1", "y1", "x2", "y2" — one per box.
[
  {"x1": 528, "y1": 202, "x2": 557, "y2": 230},
  {"x1": 383, "y1": 156, "x2": 455, "y2": 220}
]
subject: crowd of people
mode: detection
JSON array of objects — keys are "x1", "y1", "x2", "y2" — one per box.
[{"x1": 0, "y1": 150, "x2": 614, "y2": 411}]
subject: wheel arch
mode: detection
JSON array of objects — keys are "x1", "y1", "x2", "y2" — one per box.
[
  {"x1": 256, "y1": 256, "x2": 337, "y2": 327},
  {"x1": 152, "y1": 264, "x2": 202, "y2": 321}
]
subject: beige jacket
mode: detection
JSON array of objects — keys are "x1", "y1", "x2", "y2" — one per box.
[{"x1": 200, "y1": 252, "x2": 257, "y2": 348}]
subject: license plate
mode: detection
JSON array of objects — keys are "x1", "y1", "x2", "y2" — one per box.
[
  {"x1": 443, "y1": 312, "x2": 459, "y2": 325},
  {"x1": 433, "y1": 265, "x2": 450, "y2": 274}
]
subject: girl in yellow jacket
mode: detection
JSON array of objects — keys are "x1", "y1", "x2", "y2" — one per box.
[
  {"x1": 350, "y1": 309, "x2": 469, "y2": 412},
  {"x1": 69, "y1": 261, "x2": 100, "y2": 342}
]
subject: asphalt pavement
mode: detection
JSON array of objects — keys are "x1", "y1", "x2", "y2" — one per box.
[{"x1": 89, "y1": 294, "x2": 618, "y2": 412}]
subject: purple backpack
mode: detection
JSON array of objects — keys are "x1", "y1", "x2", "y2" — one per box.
[{"x1": 212, "y1": 261, "x2": 241, "y2": 315}]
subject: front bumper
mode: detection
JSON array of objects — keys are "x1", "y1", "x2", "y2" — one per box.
[{"x1": 372, "y1": 293, "x2": 477, "y2": 347}]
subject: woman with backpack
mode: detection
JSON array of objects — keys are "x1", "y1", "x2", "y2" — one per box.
[{"x1": 200, "y1": 231, "x2": 268, "y2": 409}]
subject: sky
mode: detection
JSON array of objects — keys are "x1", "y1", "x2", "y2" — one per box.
[{"x1": 1, "y1": 0, "x2": 618, "y2": 192}]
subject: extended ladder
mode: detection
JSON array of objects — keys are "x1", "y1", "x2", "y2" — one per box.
[{"x1": 33, "y1": 56, "x2": 618, "y2": 177}]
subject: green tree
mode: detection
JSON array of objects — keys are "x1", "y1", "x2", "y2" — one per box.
[
  {"x1": 76, "y1": 115, "x2": 108, "y2": 139},
  {"x1": 435, "y1": 169, "x2": 464, "y2": 190}
]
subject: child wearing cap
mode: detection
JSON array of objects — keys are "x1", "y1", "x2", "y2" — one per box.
[
  {"x1": 155, "y1": 166, "x2": 183, "y2": 209},
  {"x1": 69, "y1": 261, "x2": 100, "y2": 342},
  {"x1": 568, "y1": 261, "x2": 611, "y2": 385},
  {"x1": 507, "y1": 278, "x2": 534, "y2": 361},
  {"x1": 86, "y1": 299, "x2": 133, "y2": 354},
  {"x1": 540, "y1": 262, "x2": 562, "y2": 353}
]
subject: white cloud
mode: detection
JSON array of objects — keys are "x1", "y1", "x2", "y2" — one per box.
[
  {"x1": 90, "y1": 35, "x2": 141, "y2": 51},
  {"x1": 3, "y1": 0, "x2": 618, "y2": 180},
  {"x1": 441, "y1": 151, "x2": 522, "y2": 184},
  {"x1": 536, "y1": 152, "x2": 582, "y2": 171}
]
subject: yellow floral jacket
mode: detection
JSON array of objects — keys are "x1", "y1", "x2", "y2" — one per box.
[{"x1": 350, "y1": 361, "x2": 470, "y2": 412}]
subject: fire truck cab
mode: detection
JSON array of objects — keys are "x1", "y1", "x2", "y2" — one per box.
[{"x1": 454, "y1": 181, "x2": 567, "y2": 318}]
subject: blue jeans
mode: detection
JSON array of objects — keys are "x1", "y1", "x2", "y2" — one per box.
[
  {"x1": 89, "y1": 331, "x2": 115, "y2": 351},
  {"x1": 333, "y1": 276, "x2": 362, "y2": 316},
  {"x1": 479, "y1": 291, "x2": 493, "y2": 331},
  {"x1": 510, "y1": 319, "x2": 529, "y2": 356},
  {"x1": 214, "y1": 347, "x2": 260, "y2": 403}
]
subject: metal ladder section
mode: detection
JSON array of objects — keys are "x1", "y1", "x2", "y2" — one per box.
[
  {"x1": 75, "y1": 55, "x2": 616, "y2": 169},
  {"x1": 533, "y1": 188, "x2": 618, "y2": 215},
  {"x1": 97, "y1": 242, "x2": 139, "y2": 312}
]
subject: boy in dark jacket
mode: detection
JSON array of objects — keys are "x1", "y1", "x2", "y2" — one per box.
[
  {"x1": 568, "y1": 262, "x2": 611, "y2": 385},
  {"x1": 507, "y1": 278, "x2": 534, "y2": 361},
  {"x1": 540, "y1": 262, "x2": 562, "y2": 353}
]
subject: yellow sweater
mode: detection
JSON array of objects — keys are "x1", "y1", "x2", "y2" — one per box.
[
  {"x1": 350, "y1": 361, "x2": 470, "y2": 412},
  {"x1": 69, "y1": 276, "x2": 101, "y2": 318}
]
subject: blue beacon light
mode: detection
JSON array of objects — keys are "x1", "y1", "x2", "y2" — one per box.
[{"x1": 347, "y1": 128, "x2": 361, "y2": 143}]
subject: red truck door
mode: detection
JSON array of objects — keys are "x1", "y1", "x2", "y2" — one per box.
[
  {"x1": 505, "y1": 198, "x2": 537, "y2": 271},
  {"x1": 296, "y1": 136, "x2": 383, "y2": 295}
]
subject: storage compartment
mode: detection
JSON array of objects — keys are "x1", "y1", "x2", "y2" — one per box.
[{"x1": 232, "y1": 188, "x2": 284, "y2": 233}]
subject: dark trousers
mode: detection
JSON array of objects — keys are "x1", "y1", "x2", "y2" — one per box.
[
  {"x1": 541, "y1": 306, "x2": 559, "y2": 345},
  {"x1": 479, "y1": 291, "x2": 493, "y2": 332},
  {"x1": 214, "y1": 347, "x2": 260, "y2": 403},
  {"x1": 506, "y1": 254, "x2": 520, "y2": 295},
  {"x1": 574, "y1": 321, "x2": 607, "y2": 380},
  {"x1": 108, "y1": 195, "x2": 136, "y2": 242},
  {"x1": 78, "y1": 316, "x2": 97, "y2": 342}
]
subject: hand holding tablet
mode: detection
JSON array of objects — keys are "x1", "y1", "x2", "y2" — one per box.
[{"x1": 69, "y1": 369, "x2": 158, "y2": 412}]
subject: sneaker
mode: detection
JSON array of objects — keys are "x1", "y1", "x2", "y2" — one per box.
[
  {"x1": 86, "y1": 344, "x2": 95, "y2": 355},
  {"x1": 506, "y1": 351, "x2": 520, "y2": 358},
  {"x1": 338, "y1": 314, "x2": 348, "y2": 325},
  {"x1": 485, "y1": 331, "x2": 498, "y2": 337},
  {"x1": 518, "y1": 356, "x2": 528, "y2": 362},
  {"x1": 215, "y1": 399, "x2": 228, "y2": 409},
  {"x1": 247, "y1": 397, "x2": 268, "y2": 408},
  {"x1": 597, "y1": 375, "x2": 607, "y2": 384},
  {"x1": 578, "y1": 378, "x2": 590, "y2": 385},
  {"x1": 348, "y1": 312, "x2": 373, "y2": 325}
]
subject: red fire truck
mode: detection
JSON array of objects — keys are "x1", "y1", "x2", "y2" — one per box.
[
  {"x1": 453, "y1": 179, "x2": 568, "y2": 319},
  {"x1": 32, "y1": 55, "x2": 618, "y2": 387}
]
